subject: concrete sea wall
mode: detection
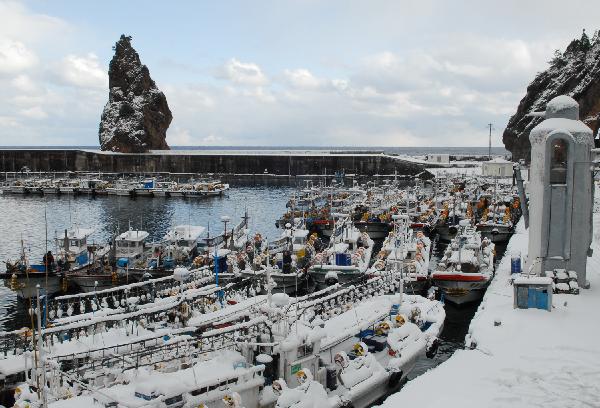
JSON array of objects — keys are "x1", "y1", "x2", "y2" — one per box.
[{"x1": 0, "y1": 149, "x2": 433, "y2": 177}]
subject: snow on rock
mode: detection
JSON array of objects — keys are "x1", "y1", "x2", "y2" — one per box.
[
  {"x1": 99, "y1": 35, "x2": 171, "y2": 153},
  {"x1": 503, "y1": 30, "x2": 600, "y2": 161},
  {"x1": 377, "y1": 215, "x2": 600, "y2": 408}
]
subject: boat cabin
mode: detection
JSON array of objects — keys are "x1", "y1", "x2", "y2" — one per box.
[
  {"x1": 57, "y1": 227, "x2": 94, "y2": 265},
  {"x1": 115, "y1": 229, "x2": 149, "y2": 260},
  {"x1": 198, "y1": 234, "x2": 225, "y2": 254},
  {"x1": 164, "y1": 225, "x2": 205, "y2": 252}
]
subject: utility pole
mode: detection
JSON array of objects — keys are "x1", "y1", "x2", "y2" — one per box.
[{"x1": 487, "y1": 123, "x2": 493, "y2": 160}]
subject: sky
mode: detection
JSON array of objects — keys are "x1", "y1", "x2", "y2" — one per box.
[{"x1": 0, "y1": 0, "x2": 598, "y2": 147}]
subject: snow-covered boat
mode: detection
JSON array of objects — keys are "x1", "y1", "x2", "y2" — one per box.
[
  {"x1": 475, "y1": 194, "x2": 519, "y2": 243},
  {"x1": 269, "y1": 286, "x2": 445, "y2": 408},
  {"x1": 124, "y1": 225, "x2": 206, "y2": 279},
  {"x1": 370, "y1": 215, "x2": 432, "y2": 295},
  {"x1": 309, "y1": 220, "x2": 373, "y2": 288},
  {"x1": 432, "y1": 220, "x2": 495, "y2": 304}
]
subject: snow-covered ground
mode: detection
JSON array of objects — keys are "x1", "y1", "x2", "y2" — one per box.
[{"x1": 379, "y1": 215, "x2": 600, "y2": 407}]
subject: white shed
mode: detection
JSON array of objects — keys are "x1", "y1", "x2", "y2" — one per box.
[
  {"x1": 482, "y1": 157, "x2": 513, "y2": 178},
  {"x1": 427, "y1": 154, "x2": 450, "y2": 164}
]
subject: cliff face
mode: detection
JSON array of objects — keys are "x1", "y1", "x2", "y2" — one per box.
[
  {"x1": 503, "y1": 30, "x2": 600, "y2": 161},
  {"x1": 99, "y1": 35, "x2": 171, "y2": 153}
]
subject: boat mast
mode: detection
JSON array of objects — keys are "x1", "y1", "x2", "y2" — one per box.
[{"x1": 36, "y1": 285, "x2": 48, "y2": 408}]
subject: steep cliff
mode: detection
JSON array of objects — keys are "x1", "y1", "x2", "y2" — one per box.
[
  {"x1": 503, "y1": 30, "x2": 600, "y2": 161},
  {"x1": 98, "y1": 35, "x2": 171, "y2": 153}
]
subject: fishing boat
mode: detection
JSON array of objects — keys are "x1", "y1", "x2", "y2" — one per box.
[
  {"x1": 434, "y1": 195, "x2": 466, "y2": 242},
  {"x1": 133, "y1": 178, "x2": 156, "y2": 197},
  {"x1": 126, "y1": 225, "x2": 206, "y2": 279},
  {"x1": 39, "y1": 179, "x2": 59, "y2": 195},
  {"x1": 68, "y1": 228, "x2": 148, "y2": 292},
  {"x1": 180, "y1": 180, "x2": 230, "y2": 197},
  {"x1": 151, "y1": 181, "x2": 177, "y2": 197},
  {"x1": 475, "y1": 193, "x2": 519, "y2": 243},
  {"x1": 58, "y1": 179, "x2": 79, "y2": 194},
  {"x1": 1, "y1": 241, "x2": 63, "y2": 298},
  {"x1": 269, "y1": 283, "x2": 445, "y2": 408},
  {"x1": 107, "y1": 179, "x2": 133, "y2": 196},
  {"x1": 309, "y1": 219, "x2": 374, "y2": 288},
  {"x1": 77, "y1": 178, "x2": 107, "y2": 195},
  {"x1": 370, "y1": 215, "x2": 432, "y2": 295},
  {"x1": 432, "y1": 220, "x2": 495, "y2": 304},
  {"x1": 241, "y1": 224, "x2": 312, "y2": 294}
]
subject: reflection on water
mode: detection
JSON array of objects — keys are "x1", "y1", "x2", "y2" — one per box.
[{"x1": 0, "y1": 187, "x2": 294, "y2": 330}]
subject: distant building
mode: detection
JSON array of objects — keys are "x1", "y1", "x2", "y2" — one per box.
[
  {"x1": 482, "y1": 157, "x2": 513, "y2": 178},
  {"x1": 427, "y1": 154, "x2": 450, "y2": 164}
]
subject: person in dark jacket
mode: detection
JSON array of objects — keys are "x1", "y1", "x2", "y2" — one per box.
[{"x1": 42, "y1": 251, "x2": 55, "y2": 271}]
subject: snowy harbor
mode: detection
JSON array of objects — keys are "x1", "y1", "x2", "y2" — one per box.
[
  {"x1": 0, "y1": 95, "x2": 596, "y2": 408},
  {"x1": 2, "y1": 3, "x2": 600, "y2": 407},
  {"x1": 378, "y1": 217, "x2": 600, "y2": 408},
  {"x1": 0, "y1": 158, "x2": 519, "y2": 407}
]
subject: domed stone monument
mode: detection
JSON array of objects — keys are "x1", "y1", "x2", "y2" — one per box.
[{"x1": 527, "y1": 95, "x2": 593, "y2": 286}]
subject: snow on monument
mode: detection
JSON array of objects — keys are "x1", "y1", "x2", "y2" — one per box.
[{"x1": 527, "y1": 95, "x2": 593, "y2": 286}]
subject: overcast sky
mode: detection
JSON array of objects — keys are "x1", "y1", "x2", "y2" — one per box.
[{"x1": 0, "y1": 0, "x2": 598, "y2": 147}]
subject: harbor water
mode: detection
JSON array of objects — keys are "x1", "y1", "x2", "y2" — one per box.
[{"x1": 0, "y1": 185, "x2": 506, "y2": 396}]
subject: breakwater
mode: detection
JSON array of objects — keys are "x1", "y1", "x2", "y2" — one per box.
[{"x1": 0, "y1": 149, "x2": 436, "y2": 177}]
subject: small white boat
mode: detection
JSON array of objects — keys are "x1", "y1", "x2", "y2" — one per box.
[
  {"x1": 133, "y1": 178, "x2": 156, "y2": 196},
  {"x1": 107, "y1": 179, "x2": 133, "y2": 196}
]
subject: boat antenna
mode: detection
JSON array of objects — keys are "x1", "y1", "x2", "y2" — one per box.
[
  {"x1": 68, "y1": 194, "x2": 72, "y2": 226},
  {"x1": 487, "y1": 123, "x2": 494, "y2": 160},
  {"x1": 44, "y1": 198, "x2": 49, "y2": 323}
]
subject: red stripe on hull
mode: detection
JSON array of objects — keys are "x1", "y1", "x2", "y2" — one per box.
[{"x1": 432, "y1": 274, "x2": 487, "y2": 282}]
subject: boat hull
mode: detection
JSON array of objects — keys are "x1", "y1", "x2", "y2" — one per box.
[
  {"x1": 241, "y1": 270, "x2": 308, "y2": 294},
  {"x1": 476, "y1": 225, "x2": 514, "y2": 243},
  {"x1": 3, "y1": 275, "x2": 63, "y2": 298},
  {"x1": 432, "y1": 274, "x2": 490, "y2": 305},
  {"x1": 67, "y1": 273, "x2": 128, "y2": 292},
  {"x1": 435, "y1": 224, "x2": 460, "y2": 242},
  {"x1": 402, "y1": 277, "x2": 431, "y2": 295},
  {"x1": 309, "y1": 266, "x2": 364, "y2": 289},
  {"x1": 354, "y1": 221, "x2": 392, "y2": 240}
]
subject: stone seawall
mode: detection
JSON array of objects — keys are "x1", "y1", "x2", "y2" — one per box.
[{"x1": 0, "y1": 149, "x2": 433, "y2": 176}]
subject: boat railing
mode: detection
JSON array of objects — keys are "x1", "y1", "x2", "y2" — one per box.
[
  {"x1": 0, "y1": 277, "x2": 260, "y2": 358},
  {"x1": 291, "y1": 274, "x2": 396, "y2": 322},
  {"x1": 50, "y1": 316, "x2": 269, "y2": 384},
  {"x1": 48, "y1": 267, "x2": 213, "y2": 319}
]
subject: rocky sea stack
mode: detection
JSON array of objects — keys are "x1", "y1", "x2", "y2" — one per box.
[
  {"x1": 503, "y1": 30, "x2": 600, "y2": 161},
  {"x1": 99, "y1": 35, "x2": 171, "y2": 153}
]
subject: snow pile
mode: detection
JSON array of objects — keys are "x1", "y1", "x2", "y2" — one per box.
[{"x1": 378, "y1": 216, "x2": 600, "y2": 408}]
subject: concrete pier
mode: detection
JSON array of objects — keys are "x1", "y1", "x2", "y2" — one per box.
[{"x1": 0, "y1": 149, "x2": 435, "y2": 176}]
